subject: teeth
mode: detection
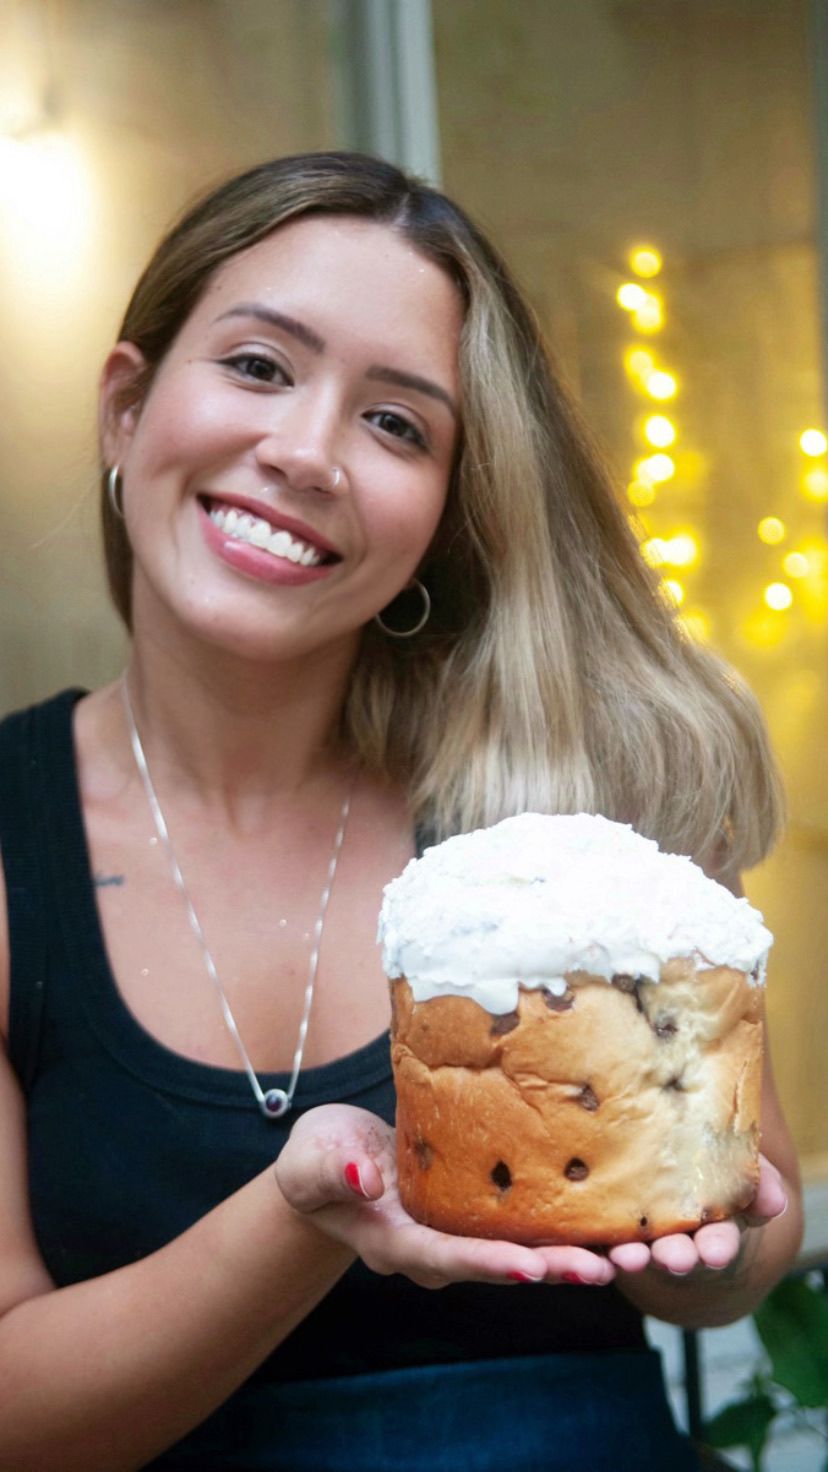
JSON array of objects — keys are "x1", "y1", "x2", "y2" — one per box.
[
  {"x1": 209, "y1": 504, "x2": 323, "y2": 568},
  {"x1": 249, "y1": 519, "x2": 271, "y2": 547}
]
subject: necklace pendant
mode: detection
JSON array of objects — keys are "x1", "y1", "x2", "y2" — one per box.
[
  {"x1": 121, "y1": 676, "x2": 353, "y2": 1124},
  {"x1": 261, "y1": 1088, "x2": 290, "y2": 1119}
]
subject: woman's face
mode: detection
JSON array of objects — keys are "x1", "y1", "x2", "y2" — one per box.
[{"x1": 101, "y1": 215, "x2": 463, "y2": 665}]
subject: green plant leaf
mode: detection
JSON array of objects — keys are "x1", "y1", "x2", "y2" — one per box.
[
  {"x1": 755, "y1": 1278, "x2": 828, "y2": 1407},
  {"x1": 704, "y1": 1392, "x2": 775, "y2": 1466}
]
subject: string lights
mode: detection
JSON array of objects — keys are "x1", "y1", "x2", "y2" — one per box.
[
  {"x1": 618, "y1": 244, "x2": 701, "y2": 638},
  {"x1": 617, "y1": 243, "x2": 828, "y2": 649}
]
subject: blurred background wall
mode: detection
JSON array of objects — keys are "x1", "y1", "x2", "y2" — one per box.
[{"x1": 1, "y1": 0, "x2": 825, "y2": 1172}]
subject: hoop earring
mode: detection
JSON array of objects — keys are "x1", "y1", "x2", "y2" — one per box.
[
  {"x1": 374, "y1": 579, "x2": 431, "y2": 638},
  {"x1": 107, "y1": 464, "x2": 125, "y2": 520}
]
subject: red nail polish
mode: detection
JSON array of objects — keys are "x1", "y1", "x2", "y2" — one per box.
[
  {"x1": 344, "y1": 1162, "x2": 365, "y2": 1196},
  {"x1": 562, "y1": 1271, "x2": 588, "y2": 1285},
  {"x1": 507, "y1": 1270, "x2": 541, "y2": 1283}
]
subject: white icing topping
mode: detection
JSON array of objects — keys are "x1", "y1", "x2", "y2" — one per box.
[{"x1": 378, "y1": 813, "x2": 772, "y2": 1013}]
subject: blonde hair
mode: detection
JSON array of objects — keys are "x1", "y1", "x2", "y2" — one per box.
[{"x1": 102, "y1": 152, "x2": 783, "y2": 874}]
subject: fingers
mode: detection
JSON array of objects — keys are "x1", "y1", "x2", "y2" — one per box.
[
  {"x1": 533, "y1": 1247, "x2": 616, "y2": 1287},
  {"x1": 743, "y1": 1156, "x2": 788, "y2": 1226},
  {"x1": 691, "y1": 1220, "x2": 742, "y2": 1270},
  {"x1": 342, "y1": 1159, "x2": 385, "y2": 1203},
  {"x1": 397, "y1": 1228, "x2": 547, "y2": 1288},
  {"x1": 356, "y1": 1221, "x2": 617, "y2": 1291},
  {"x1": 609, "y1": 1232, "x2": 739, "y2": 1277},
  {"x1": 608, "y1": 1241, "x2": 651, "y2": 1273},
  {"x1": 650, "y1": 1233, "x2": 701, "y2": 1275},
  {"x1": 607, "y1": 1169, "x2": 788, "y2": 1282},
  {"x1": 273, "y1": 1104, "x2": 397, "y2": 1214},
  {"x1": 275, "y1": 1143, "x2": 386, "y2": 1214}
]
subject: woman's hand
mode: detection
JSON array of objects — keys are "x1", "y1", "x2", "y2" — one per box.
[
  {"x1": 274, "y1": 1104, "x2": 616, "y2": 1290},
  {"x1": 606, "y1": 1153, "x2": 789, "y2": 1277}
]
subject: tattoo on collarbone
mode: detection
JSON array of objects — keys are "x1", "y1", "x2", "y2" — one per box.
[{"x1": 94, "y1": 873, "x2": 126, "y2": 889}]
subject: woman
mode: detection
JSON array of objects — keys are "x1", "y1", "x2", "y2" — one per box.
[{"x1": 0, "y1": 152, "x2": 801, "y2": 1471}]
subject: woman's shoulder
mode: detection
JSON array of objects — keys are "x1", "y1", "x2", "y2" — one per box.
[
  {"x1": 0, "y1": 687, "x2": 87, "y2": 749},
  {"x1": 0, "y1": 687, "x2": 88, "y2": 1041}
]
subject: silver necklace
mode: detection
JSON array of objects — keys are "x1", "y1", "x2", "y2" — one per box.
[{"x1": 121, "y1": 678, "x2": 353, "y2": 1120}]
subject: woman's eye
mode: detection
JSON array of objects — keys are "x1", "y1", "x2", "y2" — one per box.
[
  {"x1": 369, "y1": 410, "x2": 427, "y2": 449},
  {"x1": 221, "y1": 353, "x2": 288, "y2": 384}
]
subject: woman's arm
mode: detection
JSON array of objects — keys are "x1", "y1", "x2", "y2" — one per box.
[
  {"x1": 609, "y1": 1015, "x2": 803, "y2": 1329},
  {"x1": 0, "y1": 1038, "x2": 358, "y2": 1472}
]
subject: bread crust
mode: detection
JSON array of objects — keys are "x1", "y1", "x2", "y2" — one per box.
[{"x1": 391, "y1": 964, "x2": 763, "y2": 1245}]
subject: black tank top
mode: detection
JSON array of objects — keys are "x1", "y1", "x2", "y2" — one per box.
[{"x1": 0, "y1": 690, "x2": 645, "y2": 1387}]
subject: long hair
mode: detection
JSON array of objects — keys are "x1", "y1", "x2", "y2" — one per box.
[{"x1": 101, "y1": 151, "x2": 783, "y2": 872}]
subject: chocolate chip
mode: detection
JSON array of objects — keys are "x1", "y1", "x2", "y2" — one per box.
[
  {"x1": 639, "y1": 1215, "x2": 649, "y2": 1229},
  {"x1": 665, "y1": 1075, "x2": 684, "y2": 1092},
  {"x1": 612, "y1": 974, "x2": 645, "y2": 1013},
  {"x1": 579, "y1": 1084, "x2": 599, "y2": 1111},
  {"x1": 491, "y1": 1160, "x2": 512, "y2": 1191},
  {"x1": 654, "y1": 1014, "x2": 678, "y2": 1039},
  {"x1": 491, "y1": 1011, "x2": 520, "y2": 1036},
  {"x1": 564, "y1": 1158, "x2": 589, "y2": 1181},
  {"x1": 413, "y1": 1139, "x2": 434, "y2": 1171},
  {"x1": 542, "y1": 987, "x2": 574, "y2": 1012}
]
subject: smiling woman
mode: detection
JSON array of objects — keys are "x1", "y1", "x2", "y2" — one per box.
[
  {"x1": 100, "y1": 213, "x2": 461, "y2": 667},
  {"x1": 0, "y1": 152, "x2": 802, "y2": 1472}
]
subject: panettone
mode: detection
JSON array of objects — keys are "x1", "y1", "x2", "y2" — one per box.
[{"x1": 378, "y1": 814, "x2": 771, "y2": 1246}]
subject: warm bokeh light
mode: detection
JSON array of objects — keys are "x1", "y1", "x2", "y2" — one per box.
[
  {"x1": 632, "y1": 294, "x2": 663, "y2": 333},
  {"x1": 799, "y1": 428, "x2": 828, "y2": 457},
  {"x1": 635, "y1": 453, "x2": 675, "y2": 484},
  {"x1": 0, "y1": 130, "x2": 92, "y2": 287},
  {"x1": 642, "y1": 532, "x2": 699, "y2": 568},
  {"x1": 783, "y1": 552, "x2": 810, "y2": 578},
  {"x1": 663, "y1": 578, "x2": 685, "y2": 605},
  {"x1": 757, "y1": 516, "x2": 786, "y2": 545},
  {"x1": 764, "y1": 582, "x2": 793, "y2": 611},
  {"x1": 803, "y1": 467, "x2": 828, "y2": 501},
  {"x1": 666, "y1": 533, "x2": 699, "y2": 567},
  {"x1": 617, "y1": 282, "x2": 649, "y2": 311},
  {"x1": 679, "y1": 609, "x2": 711, "y2": 643},
  {"x1": 627, "y1": 479, "x2": 656, "y2": 507},
  {"x1": 624, "y1": 347, "x2": 655, "y2": 379},
  {"x1": 629, "y1": 246, "x2": 662, "y2": 279},
  {"x1": 643, "y1": 414, "x2": 676, "y2": 448},
  {"x1": 645, "y1": 369, "x2": 677, "y2": 400},
  {"x1": 641, "y1": 537, "x2": 667, "y2": 567}
]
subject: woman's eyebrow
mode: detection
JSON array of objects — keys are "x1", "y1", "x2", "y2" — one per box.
[
  {"x1": 365, "y1": 365, "x2": 458, "y2": 422},
  {"x1": 214, "y1": 304, "x2": 325, "y2": 354},
  {"x1": 214, "y1": 303, "x2": 457, "y2": 420}
]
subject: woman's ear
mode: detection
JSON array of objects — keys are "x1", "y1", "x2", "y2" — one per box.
[{"x1": 98, "y1": 342, "x2": 149, "y2": 467}]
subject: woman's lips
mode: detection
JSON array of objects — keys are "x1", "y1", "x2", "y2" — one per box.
[
  {"x1": 198, "y1": 500, "x2": 339, "y2": 587},
  {"x1": 200, "y1": 492, "x2": 341, "y2": 560}
]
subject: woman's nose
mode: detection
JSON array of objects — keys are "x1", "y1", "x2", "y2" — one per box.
[{"x1": 255, "y1": 410, "x2": 345, "y2": 496}]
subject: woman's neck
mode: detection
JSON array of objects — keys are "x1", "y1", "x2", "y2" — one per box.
[{"x1": 117, "y1": 628, "x2": 359, "y2": 831}]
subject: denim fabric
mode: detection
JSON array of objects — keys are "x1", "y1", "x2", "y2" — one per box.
[{"x1": 147, "y1": 1349, "x2": 700, "y2": 1472}]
